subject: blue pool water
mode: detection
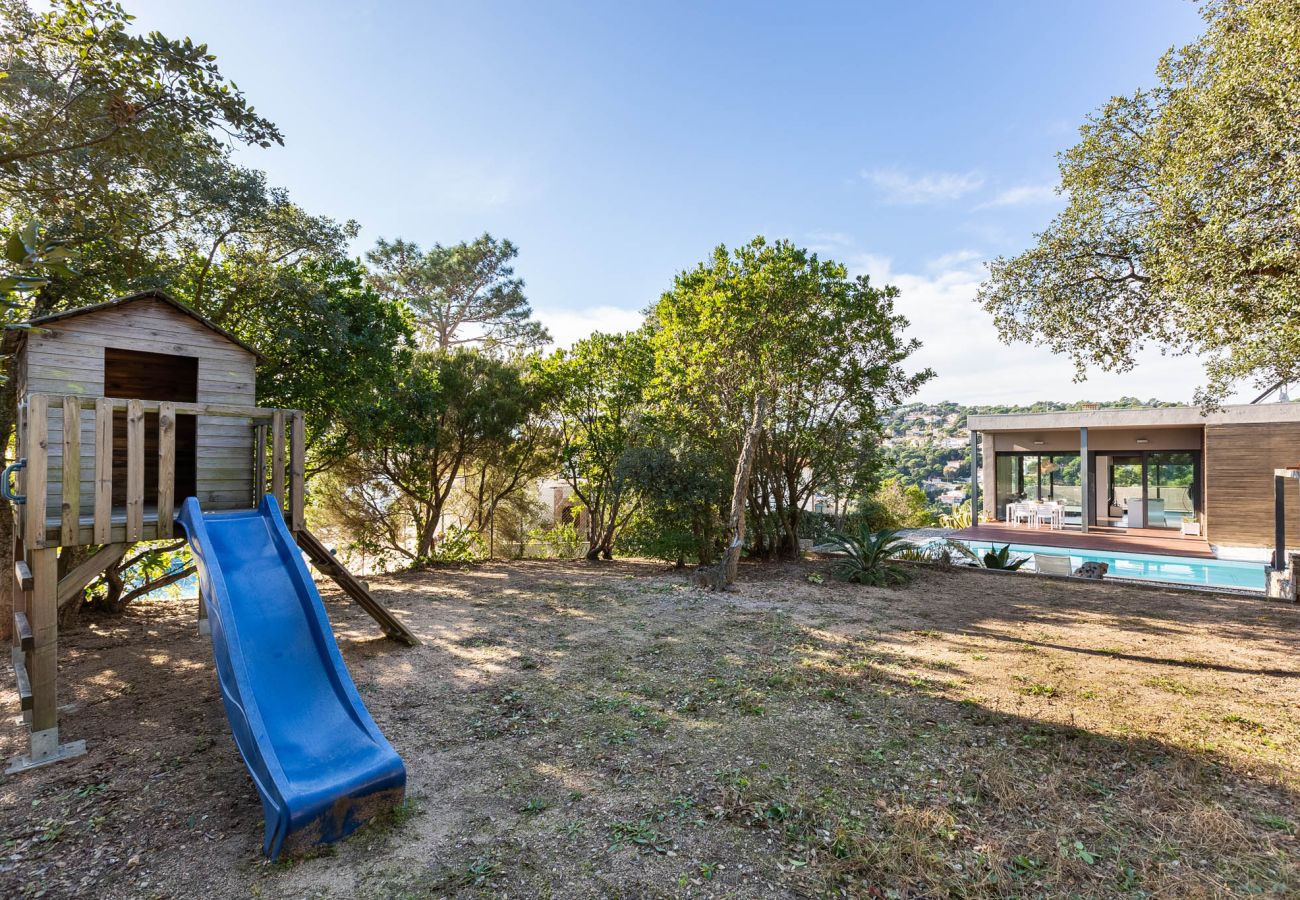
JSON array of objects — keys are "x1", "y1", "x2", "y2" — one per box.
[{"x1": 947, "y1": 541, "x2": 1266, "y2": 591}]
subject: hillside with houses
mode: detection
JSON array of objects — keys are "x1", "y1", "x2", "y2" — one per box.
[{"x1": 881, "y1": 398, "x2": 1182, "y2": 511}]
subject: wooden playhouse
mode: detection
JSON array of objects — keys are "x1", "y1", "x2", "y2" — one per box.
[{"x1": 3, "y1": 291, "x2": 415, "y2": 773}]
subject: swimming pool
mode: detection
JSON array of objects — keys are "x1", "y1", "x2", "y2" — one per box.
[{"x1": 946, "y1": 540, "x2": 1266, "y2": 591}]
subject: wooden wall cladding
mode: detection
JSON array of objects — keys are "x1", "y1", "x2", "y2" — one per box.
[{"x1": 1204, "y1": 422, "x2": 1300, "y2": 548}]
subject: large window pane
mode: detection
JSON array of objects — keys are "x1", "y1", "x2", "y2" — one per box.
[{"x1": 1150, "y1": 451, "x2": 1196, "y2": 523}]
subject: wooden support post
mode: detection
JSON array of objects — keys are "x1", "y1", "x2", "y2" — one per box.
[
  {"x1": 125, "y1": 399, "x2": 144, "y2": 542},
  {"x1": 254, "y1": 424, "x2": 267, "y2": 499},
  {"x1": 93, "y1": 399, "x2": 113, "y2": 545},
  {"x1": 157, "y1": 402, "x2": 176, "y2": 539},
  {"x1": 271, "y1": 410, "x2": 285, "y2": 509},
  {"x1": 29, "y1": 548, "x2": 56, "y2": 732},
  {"x1": 6, "y1": 545, "x2": 85, "y2": 773},
  {"x1": 56, "y1": 543, "x2": 128, "y2": 608},
  {"x1": 24, "y1": 395, "x2": 48, "y2": 550},
  {"x1": 290, "y1": 412, "x2": 305, "y2": 533},
  {"x1": 295, "y1": 528, "x2": 420, "y2": 646},
  {"x1": 60, "y1": 396, "x2": 80, "y2": 547}
]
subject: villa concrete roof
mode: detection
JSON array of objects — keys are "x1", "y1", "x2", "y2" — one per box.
[{"x1": 968, "y1": 402, "x2": 1300, "y2": 432}]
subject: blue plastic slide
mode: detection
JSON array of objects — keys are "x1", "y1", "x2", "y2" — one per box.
[{"x1": 179, "y1": 495, "x2": 406, "y2": 859}]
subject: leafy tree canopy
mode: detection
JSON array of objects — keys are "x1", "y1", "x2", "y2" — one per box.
[
  {"x1": 979, "y1": 0, "x2": 1300, "y2": 403},
  {"x1": 366, "y1": 233, "x2": 549, "y2": 353}
]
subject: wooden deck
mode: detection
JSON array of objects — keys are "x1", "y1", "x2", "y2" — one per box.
[{"x1": 949, "y1": 522, "x2": 1216, "y2": 559}]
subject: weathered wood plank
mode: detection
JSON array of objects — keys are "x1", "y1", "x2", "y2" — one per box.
[
  {"x1": 125, "y1": 399, "x2": 144, "y2": 541},
  {"x1": 56, "y1": 543, "x2": 128, "y2": 608},
  {"x1": 14, "y1": 559, "x2": 32, "y2": 592},
  {"x1": 12, "y1": 647, "x2": 32, "y2": 712},
  {"x1": 93, "y1": 399, "x2": 113, "y2": 543},
  {"x1": 60, "y1": 396, "x2": 80, "y2": 546},
  {"x1": 295, "y1": 528, "x2": 419, "y2": 646},
  {"x1": 24, "y1": 395, "x2": 48, "y2": 549},
  {"x1": 157, "y1": 401, "x2": 175, "y2": 538},
  {"x1": 29, "y1": 547, "x2": 57, "y2": 731},
  {"x1": 290, "y1": 412, "x2": 305, "y2": 532},
  {"x1": 13, "y1": 610, "x2": 32, "y2": 653},
  {"x1": 271, "y1": 410, "x2": 285, "y2": 508},
  {"x1": 255, "y1": 424, "x2": 266, "y2": 498}
]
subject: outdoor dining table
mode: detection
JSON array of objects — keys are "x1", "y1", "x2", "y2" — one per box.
[{"x1": 1007, "y1": 501, "x2": 1066, "y2": 530}]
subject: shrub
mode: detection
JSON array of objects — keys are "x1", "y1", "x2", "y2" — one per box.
[
  {"x1": 414, "y1": 525, "x2": 485, "y2": 565},
  {"x1": 823, "y1": 527, "x2": 913, "y2": 587}
]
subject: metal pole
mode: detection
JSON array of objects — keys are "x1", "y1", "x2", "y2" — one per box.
[{"x1": 1276, "y1": 475, "x2": 1287, "y2": 570}]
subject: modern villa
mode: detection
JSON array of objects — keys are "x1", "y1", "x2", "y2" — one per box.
[{"x1": 958, "y1": 402, "x2": 1300, "y2": 586}]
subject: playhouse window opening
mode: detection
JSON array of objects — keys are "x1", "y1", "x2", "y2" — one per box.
[{"x1": 104, "y1": 347, "x2": 198, "y2": 506}]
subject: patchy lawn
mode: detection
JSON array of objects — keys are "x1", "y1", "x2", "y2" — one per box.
[{"x1": 1, "y1": 560, "x2": 1298, "y2": 897}]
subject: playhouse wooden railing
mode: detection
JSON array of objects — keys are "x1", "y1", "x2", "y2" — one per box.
[{"x1": 14, "y1": 393, "x2": 306, "y2": 549}]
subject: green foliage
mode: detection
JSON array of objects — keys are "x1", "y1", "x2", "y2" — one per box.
[
  {"x1": 823, "y1": 527, "x2": 913, "y2": 587},
  {"x1": 366, "y1": 234, "x2": 549, "y2": 352},
  {"x1": 540, "y1": 330, "x2": 655, "y2": 559},
  {"x1": 981, "y1": 544, "x2": 1028, "y2": 571},
  {"x1": 978, "y1": 0, "x2": 1300, "y2": 403},
  {"x1": 870, "y1": 478, "x2": 934, "y2": 529},
  {"x1": 617, "y1": 445, "x2": 725, "y2": 565},
  {"x1": 413, "y1": 525, "x2": 485, "y2": 566},
  {"x1": 938, "y1": 502, "x2": 972, "y2": 530},
  {"x1": 321, "y1": 350, "x2": 541, "y2": 563},
  {"x1": 0, "y1": 221, "x2": 77, "y2": 301},
  {"x1": 650, "y1": 237, "x2": 931, "y2": 561},
  {"x1": 525, "y1": 522, "x2": 585, "y2": 558}
]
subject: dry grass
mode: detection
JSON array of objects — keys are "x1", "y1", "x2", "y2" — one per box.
[{"x1": 1, "y1": 559, "x2": 1297, "y2": 897}]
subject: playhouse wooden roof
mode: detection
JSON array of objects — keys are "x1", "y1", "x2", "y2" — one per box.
[{"x1": 2, "y1": 290, "x2": 263, "y2": 359}]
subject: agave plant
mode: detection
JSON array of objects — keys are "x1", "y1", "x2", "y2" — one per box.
[
  {"x1": 981, "y1": 543, "x2": 1028, "y2": 571},
  {"x1": 822, "y1": 527, "x2": 913, "y2": 587},
  {"x1": 942, "y1": 539, "x2": 1027, "y2": 571}
]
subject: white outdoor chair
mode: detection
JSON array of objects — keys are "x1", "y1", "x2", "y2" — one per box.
[
  {"x1": 1035, "y1": 503, "x2": 1056, "y2": 530},
  {"x1": 1034, "y1": 553, "x2": 1073, "y2": 576},
  {"x1": 1008, "y1": 503, "x2": 1032, "y2": 527}
]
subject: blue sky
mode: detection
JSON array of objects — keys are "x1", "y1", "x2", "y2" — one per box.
[{"x1": 126, "y1": 0, "x2": 1221, "y2": 404}]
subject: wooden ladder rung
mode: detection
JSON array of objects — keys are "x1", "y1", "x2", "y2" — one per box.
[
  {"x1": 14, "y1": 560, "x2": 32, "y2": 592},
  {"x1": 11, "y1": 648, "x2": 32, "y2": 712},
  {"x1": 14, "y1": 611, "x2": 33, "y2": 653}
]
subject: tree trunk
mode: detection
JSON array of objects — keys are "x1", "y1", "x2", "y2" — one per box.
[{"x1": 723, "y1": 396, "x2": 766, "y2": 585}]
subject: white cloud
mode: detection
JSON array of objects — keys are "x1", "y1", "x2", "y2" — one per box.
[
  {"x1": 926, "y1": 249, "x2": 983, "y2": 272},
  {"x1": 861, "y1": 167, "x2": 985, "y2": 205},
  {"x1": 976, "y1": 182, "x2": 1060, "y2": 209},
  {"x1": 849, "y1": 251, "x2": 1234, "y2": 406},
  {"x1": 537, "y1": 305, "x2": 644, "y2": 349}
]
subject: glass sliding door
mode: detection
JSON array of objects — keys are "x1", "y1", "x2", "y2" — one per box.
[
  {"x1": 994, "y1": 453, "x2": 1082, "y2": 523},
  {"x1": 1148, "y1": 451, "x2": 1197, "y2": 529},
  {"x1": 995, "y1": 454, "x2": 1020, "y2": 520}
]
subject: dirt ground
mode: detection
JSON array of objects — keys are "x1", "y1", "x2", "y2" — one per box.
[{"x1": 1, "y1": 559, "x2": 1298, "y2": 898}]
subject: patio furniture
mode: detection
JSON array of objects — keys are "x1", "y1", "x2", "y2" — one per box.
[
  {"x1": 1008, "y1": 503, "x2": 1032, "y2": 527},
  {"x1": 1033, "y1": 553, "x2": 1073, "y2": 576},
  {"x1": 1035, "y1": 503, "x2": 1059, "y2": 530}
]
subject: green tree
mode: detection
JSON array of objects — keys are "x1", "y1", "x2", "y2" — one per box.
[
  {"x1": 652, "y1": 238, "x2": 930, "y2": 581},
  {"x1": 322, "y1": 350, "x2": 538, "y2": 564},
  {"x1": 871, "y1": 478, "x2": 933, "y2": 529},
  {"x1": 618, "y1": 445, "x2": 726, "y2": 566},
  {"x1": 979, "y1": 0, "x2": 1300, "y2": 404},
  {"x1": 541, "y1": 330, "x2": 653, "y2": 559},
  {"x1": 366, "y1": 234, "x2": 549, "y2": 352}
]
